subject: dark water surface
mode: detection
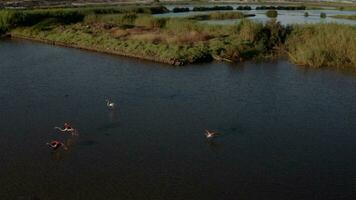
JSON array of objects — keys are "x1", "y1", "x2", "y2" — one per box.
[{"x1": 1, "y1": 40, "x2": 356, "y2": 200}]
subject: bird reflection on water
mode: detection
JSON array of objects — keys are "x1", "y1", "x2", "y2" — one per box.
[{"x1": 50, "y1": 135, "x2": 78, "y2": 161}]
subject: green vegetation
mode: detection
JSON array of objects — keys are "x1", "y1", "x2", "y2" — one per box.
[
  {"x1": 320, "y1": 12, "x2": 327, "y2": 18},
  {"x1": 188, "y1": 11, "x2": 254, "y2": 21},
  {"x1": 0, "y1": 10, "x2": 14, "y2": 34},
  {"x1": 266, "y1": 10, "x2": 278, "y2": 18},
  {"x1": 236, "y1": 6, "x2": 252, "y2": 10},
  {"x1": 8, "y1": 9, "x2": 289, "y2": 65},
  {"x1": 286, "y1": 24, "x2": 356, "y2": 69},
  {"x1": 337, "y1": 7, "x2": 356, "y2": 11},
  {"x1": 304, "y1": 12, "x2": 309, "y2": 17},
  {"x1": 256, "y1": 6, "x2": 305, "y2": 10},
  {"x1": 331, "y1": 15, "x2": 356, "y2": 21},
  {"x1": 192, "y1": 6, "x2": 233, "y2": 12},
  {"x1": 172, "y1": 7, "x2": 190, "y2": 13},
  {"x1": 2, "y1": 5, "x2": 355, "y2": 71}
]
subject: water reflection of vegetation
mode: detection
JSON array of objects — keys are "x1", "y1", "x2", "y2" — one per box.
[
  {"x1": 266, "y1": 10, "x2": 278, "y2": 18},
  {"x1": 1, "y1": 6, "x2": 356, "y2": 70}
]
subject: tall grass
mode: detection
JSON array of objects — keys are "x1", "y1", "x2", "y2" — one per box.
[
  {"x1": 0, "y1": 10, "x2": 14, "y2": 34},
  {"x1": 134, "y1": 16, "x2": 166, "y2": 29},
  {"x1": 287, "y1": 24, "x2": 356, "y2": 69},
  {"x1": 0, "y1": 5, "x2": 169, "y2": 33},
  {"x1": 188, "y1": 11, "x2": 246, "y2": 21}
]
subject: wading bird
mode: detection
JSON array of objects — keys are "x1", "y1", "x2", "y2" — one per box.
[
  {"x1": 204, "y1": 129, "x2": 219, "y2": 139},
  {"x1": 106, "y1": 99, "x2": 115, "y2": 109}
]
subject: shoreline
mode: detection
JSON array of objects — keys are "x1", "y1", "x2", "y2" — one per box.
[
  {"x1": 10, "y1": 33, "x2": 186, "y2": 66},
  {"x1": 2, "y1": 6, "x2": 355, "y2": 70}
]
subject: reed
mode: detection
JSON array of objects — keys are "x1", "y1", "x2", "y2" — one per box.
[
  {"x1": 286, "y1": 24, "x2": 356, "y2": 69},
  {"x1": 188, "y1": 11, "x2": 247, "y2": 21}
]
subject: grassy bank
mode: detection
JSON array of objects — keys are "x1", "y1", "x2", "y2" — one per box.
[
  {"x1": 2, "y1": 6, "x2": 356, "y2": 70},
  {"x1": 9, "y1": 11, "x2": 289, "y2": 65}
]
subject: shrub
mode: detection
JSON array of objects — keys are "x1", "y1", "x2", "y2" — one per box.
[
  {"x1": 304, "y1": 12, "x2": 309, "y2": 17},
  {"x1": 192, "y1": 6, "x2": 233, "y2": 12},
  {"x1": 320, "y1": 12, "x2": 326, "y2": 18},
  {"x1": 286, "y1": 24, "x2": 356, "y2": 69},
  {"x1": 266, "y1": 10, "x2": 278, "y2": 18},
  {"x1": 0, "y1": 10, "x2": 15, "y2": 34},
  {"x1": 236, "y1": 6, "x2": 252, "y2": 10},
  {"x1": 172, "y1": 7, "x2": 190, "y2": 13}
]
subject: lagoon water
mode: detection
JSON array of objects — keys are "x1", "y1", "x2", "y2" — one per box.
[
  {"x1": 1, "y1": 40, "x2": 356, "y2": 200},
  {"x1": 156, "y1": 5, "x2": 356, "y2": 26}
]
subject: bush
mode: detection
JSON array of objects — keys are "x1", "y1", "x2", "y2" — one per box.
[
  {"x1": 304, "y1": 12, "x2": 309, "y2": 17},
  {"x1": 172, "y1": 7, "x2": 190, "y2": 13},
  {"x1": 320, "y1": 12, "x2": 326, "y2": 18},
  {"x1": 192, "y1": 6, "x2": 233, "y2": 12},
  {"x1": 256, "y1": 6, "x2": 305, "y2": 10},
  {"x1": 286, "y1": 24, "x2": 356, "y2": 69},
  {"x1": 236, "y1": 6, "x2": 252, "y2": 10},
  {"x1": 0, "y1": 10, "x2": 15, "y2": 34},
  {"x1": 266, "y1": 10, "x2": 278, "y2": 18}
]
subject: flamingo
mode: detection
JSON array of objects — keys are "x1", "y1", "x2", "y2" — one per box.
[
  {"x1": 54, "y1": 123, "x2": 76, "y2": 135},
  {"x1": 106, "y1": 99, "x2": 115, "y2": 109},
  {"x1": 205, "y1": 129, "x2": 219, "y2": 139},
  {"x1": 46, "y1": 140, "x2": 64, "y2": 150}
]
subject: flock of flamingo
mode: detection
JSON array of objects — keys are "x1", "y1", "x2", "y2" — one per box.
[{"x1": 46, "y1": 98, "x2": 220, "y2": 150}]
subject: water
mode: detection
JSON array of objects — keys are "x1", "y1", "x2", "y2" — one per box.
[
  {"x1": 155, "y1": 5, "x2": 356, "y2": 26},
  {"x1": 1, "y1": 39, "x2": 356, "y2": 200}
]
